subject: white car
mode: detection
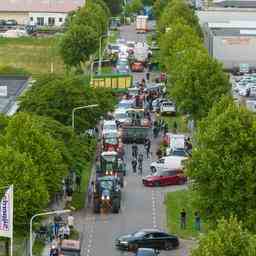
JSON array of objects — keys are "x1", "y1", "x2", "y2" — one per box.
[
  {"x1": 150, "y1": 156, "x2": 187, "y2": 173},
  {"x1": 246, "y1": 100, "x2": 256, "y2": 112},
  {"x1": 166, "y1": 134, "x2": 186, "y2": 156},
  {"x1": 113, "y1": 108, "x2": 131, "y2": 125},
  {"x1": 102, "y1": 120, "x2": 118, "y2": 137},
  {"x1": 160, "y1": 101, "x2": 176, "y2": 115}
]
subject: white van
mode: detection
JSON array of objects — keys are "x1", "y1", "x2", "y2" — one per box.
[
  {"x1": 166, "y1": 134, "x2": 186, "y2": 155},
  {"x1": 160, "y1": 101, "x2": 176, "y2": 115},
  {"x1": 150, "y1": 156, "x2": 187, "y2": 173}
]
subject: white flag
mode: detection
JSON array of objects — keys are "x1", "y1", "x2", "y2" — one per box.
[{"x1": 0, "y1": 185, "x2": 13, "y2": 238}]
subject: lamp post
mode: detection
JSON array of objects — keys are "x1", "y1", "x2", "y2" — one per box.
[
  {"x1": 30, "y1": 209, "x2": 71, "y2": 256},
  {"x1": 98, "y1": 34, "x2": 109, "y2": 75},
  {"x1": 72, "y1": 104, "x2": 99, "y2": 130}
]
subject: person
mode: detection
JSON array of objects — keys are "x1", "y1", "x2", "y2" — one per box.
[
  {"x1": 132, "y1": 143, "x2": 138, "y2": 159},
  {"x1": 138, "y1": 153, "x2": 143, "y2": 175},
  {"x1": 173, "y1": 121, "x2": 177, "y2": 133},
  {"x1": 156, "y1": 149, "x2": 162, "y2": 160},
  {"x1": 58, "y1": 225, "x2": 65, "y2": 240},
  {"x1": 88, "y1": 181, "x2": 94, "y2": 207},
  {"x1": 63, "y1": 225, "x2": 70, "y2": 239},
  {"x1": 195, "y1": 211, "x2": 201, "y2": 231},
  {"x1": 132, "y1": 158, "x2": 137, "y2": 173},
  {"x1": 67, "y1": 214, "x2": 74, "y2": 229},
  {"x1": 144, "y1": 138, "x2": 151, "y2": 159},
  {"x1": 75, "y1": 175, "x2": 81, "y2": 192},
  {"x1": 180, "y1": 209, "x2": 186, "y2": 229},
  {"x1": 49, "y1": 245, "x2": 58, "y2": 256},
  {"x1": 164, "y1": 122, "x2": 169, "y2": 135},
  {"x1": 146, "y1": 72, "x2": 150, "y2": 81},
  {"x1": 53, "y1": 215, "x2": 62, "y2": 236},
  {"x1": 66, "y1": 186, "x2": 73, "y2": 203},
  {"x1": 185, "y1": 137, "x2": 192, "y2": 151}
]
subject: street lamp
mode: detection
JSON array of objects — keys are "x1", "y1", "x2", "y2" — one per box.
[
  {"x1": 98, "y1": 33, "x2": 109, "y2": 75},
  {"x1": 72, "y1": 104, "x2": 99, "y2": 130},
  {"x1": 30, "y1": 209, "x2": 71, "y2": 256}
]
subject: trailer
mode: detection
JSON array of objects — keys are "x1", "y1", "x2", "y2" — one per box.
[{"x1": 136, "y1": 15, "x2": 148, "y2": 33}]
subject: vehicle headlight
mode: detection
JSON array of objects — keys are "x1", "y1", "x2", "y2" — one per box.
[
  {"x1": 120, "y1": 241, "x2": 128, "y2": 245},
  {"x1": 106, "y1": 195, "x2": 110, "y2": 200},
  {"x1": 101, "y1": 195, "x2": 105, "y2": 200}
]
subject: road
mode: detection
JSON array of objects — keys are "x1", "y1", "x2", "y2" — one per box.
[{"x1": 75, "y1": 22, "x2": 194, "y2": 256}]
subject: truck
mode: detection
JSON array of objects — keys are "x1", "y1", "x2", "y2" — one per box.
[
  {"x1": 93, "y1": 176, "x2": 121, "y2": 214},
  {"x1": 136, "y1": 15, "x2": 148, "y2": 33},
  {"x1": 130, "y1": 42, "x2": 149, "y2": 72},
  {"x1": 60, "y1": 239, "x2": 81, "y2": 256}
]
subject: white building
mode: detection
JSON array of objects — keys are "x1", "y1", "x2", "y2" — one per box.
[{"x1": 0, "y1": 0, "x2": 85, "y2": 26}]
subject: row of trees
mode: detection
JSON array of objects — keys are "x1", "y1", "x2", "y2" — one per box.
[{"x1": 156, "y1": 0, "x2": 256, "y2": 254}]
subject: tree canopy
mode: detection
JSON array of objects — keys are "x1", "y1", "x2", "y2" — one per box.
[
  {"x1": 187, "y1": 97, "x2": 256, "y2": 231},
  {"x1": 103, "y1": 0, "x2": 122, "y2": 16}
]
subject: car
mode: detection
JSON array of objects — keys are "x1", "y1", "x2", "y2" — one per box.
[
  {"x1": 116, "y1": 63, "x2": 130, "y2": 74},
  {"x1": 102, "y1": 120, "x2": 118, "y2": 137},
  {"x1": 118, "y1": 99, "x2": 136, "y2": 109},
  {"x1": 114, "y1": 108, "x2": 131, "y2": 126},
  {"x1": 118, "y1": 51, "x2": 129, "y2": 60},
  {"x1": 142, "y1": 169, "x2": 187, "y2": 186},
  {"x1": 135, "y1": 248, "x2": 159, "y2": 256},
  {"x1": 165, "y1": 134, "x2": 186, "y2": 155},
  {"x1": 115, "y1": 229, "x2": 179, "y2": 251},
  {"x1": 126, "y1": 41, "x2": 136, "y2": 54},
  {"x1": 5, "y1": 19, "x2": 17, "y2": 27},
  {"x1": 131, "y1": 62, "x2": 144, "y2": 72},
  {"x1": 168, "y1": 148, "x2": 191, "y2": 157},
  {"x1": 160, "y1": 101, "x2": 176, "y2": 115},
  {"x1": 150, "y1": 155, "x2": 187, "y2": 173},
  {"x1": 108, "y1": 44, "x2": 120, "y2": 55}
]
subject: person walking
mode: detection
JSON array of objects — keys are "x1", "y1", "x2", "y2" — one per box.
[
  {"x1": 132, "y1": 143, "x2": 138, "y2": 159},
  {"x1": 132, "y1": 158, "x2": 137, "y2": 173},
  {"x1": 75, "y1": 175, "x2": 81, "y2": 192},
  {"x1": 67, "y1": 214, "x2": 74, "y2": 229},
  {"x1": 195, "y1": 211, "x2": 201, "y2": 231},
  {"x1": 146, "y1": 72, "x2": 150, "y2": 82},
  {"x1": 138, "y1": 152, "x2": 143, "y2": 175},
  {"x1": 88, "y1": 181, "x2": 94, "y2": 207},
  {"x1": 144, "y1": 138, "x2": 151, "y2": 159},
  {"x1": 180, "y1": 209, "x2": 187, "y2": 229}
]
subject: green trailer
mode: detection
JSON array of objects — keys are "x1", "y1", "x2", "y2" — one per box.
[
  {"x1": 122, "y1": 126, "x2": 151, "y2": 144},
  {"x1": 91, "y1": 73, "x2": 133, "y2": 93}
]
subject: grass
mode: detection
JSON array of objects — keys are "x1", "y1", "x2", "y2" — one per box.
[
  {"x1": 109, "y1": 30, "x2": 119, "y2": 44},
  {"x1": 71, "y1": 161, "x2": 93, "y2": 210},
  {"x1": 33, "y1": 240, "x2": 45, "y2": 256},
  {"x1": 0, "y1": 36, "x2": 65, "y2": 76},
  {"x1": 165, "y1": 189, "x2": 207, "y2": 239}
]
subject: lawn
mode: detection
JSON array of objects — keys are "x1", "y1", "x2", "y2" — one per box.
[
  {"x1": 0, "y1": 37, "x2": 65, "y2": 75},
  {"x1": 165, "y1": 189, "x2": 207, "y2": 239}
]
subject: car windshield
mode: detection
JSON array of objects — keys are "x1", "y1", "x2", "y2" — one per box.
[
  {"x1": 105, "y1": 138, "x2": 118, "y2": 145},
  {"x1": 133, "y1": 231, "x2": 146, "y2": 238},
  {"x1": 111, "y1": 45, "x2": 119, "y2": 50},
  {"x1": 115, "y1": 113, "x2": 128, "y2": 119},
  {"x1": 173, "y1": 150, "x2": 186, "y2": 157},
  {"x1": 100, "y1": 180, "x2": 113, "y2": 190}
]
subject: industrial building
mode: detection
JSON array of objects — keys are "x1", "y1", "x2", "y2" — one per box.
[{"x1": 204, "y1": 21, "x2": 256, "y2": 71}]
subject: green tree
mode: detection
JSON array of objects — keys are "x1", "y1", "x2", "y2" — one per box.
[
  {"x1": 103, "y1": 0, "x2": 122, "y2": 16},
  {"x1": 153, "y1": 0, "x2": 169, "y2": 19},
  {"x1": 60, "y1": 24, "x2": 98, "y2": 68},
  {"x1": 125, "y1": 0, "x2": 143, "y2": 14},
  {"x1": 0, "y1": 146, "x2": 49, "y2": 227},
  {"x1": 169, "y1": 49, "x2": 230, "y2": 120},
  {"x1": 187, "y1": 96, "x2": 256, "y2": 231},
  {"x1": 191, "y1": 216, "x2": 256, "y2": 256},
  {"x1": 3, "y1": 112, "x2": 68, "y2": 195}
]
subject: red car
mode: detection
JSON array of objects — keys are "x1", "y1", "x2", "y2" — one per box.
[{"x1": 142, "y1": 169, "x2": 187, "y2": 187}]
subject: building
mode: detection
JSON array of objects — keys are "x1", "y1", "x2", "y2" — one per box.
[
  {"x1": 0, "y1": 76, "x2": 30, "y2": 116},
  {"x1": 204, "y1": 21, "x2": 256, "y2": 70},
  {"x1": 0, "y1": 0, "x2": 85, "y2": 26},
  {"x1": 213, "y1": 0, "x2": 256, "y2": 8}
]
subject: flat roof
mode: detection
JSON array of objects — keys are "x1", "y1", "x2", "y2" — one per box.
[{"x1": 208, "y1": 21, "x2": 256, "y2": 28}]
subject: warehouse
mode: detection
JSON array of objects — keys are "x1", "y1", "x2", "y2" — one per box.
[{"x1": 204, "y1": 21, "x2": 256, "y2": 71}]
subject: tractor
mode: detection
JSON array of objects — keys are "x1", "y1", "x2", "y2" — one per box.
[{"x1": 93, "y1": 176, "x2": 121, "y2": 214}]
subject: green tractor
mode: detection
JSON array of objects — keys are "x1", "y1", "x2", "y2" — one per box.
[
  {"x1": 93, "y1": 176, "x2": 121, "y2": 214},
  {"x1": 96, "y1": 151, "x2": 126, "y2": 187}
]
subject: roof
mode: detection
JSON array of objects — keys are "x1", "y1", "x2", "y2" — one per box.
[
  {"x1": 213, "y1": 0, "x2": 256, "y2": 8},
  {"x1": 0, "y1": 0, "x2": 84, "y2": 13},
  {"x1": 0, "y1": 76, "x2": 29, "y2": 115}
]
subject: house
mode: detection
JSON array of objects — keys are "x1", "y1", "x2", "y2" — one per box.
[
  {"x1": 0, "y1": 76, "x2": 30, "y2": 116},
  {"x1": 0, "y1": 0, "x2": 85, "y2": 27}
]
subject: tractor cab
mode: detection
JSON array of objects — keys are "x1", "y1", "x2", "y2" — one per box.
[{"x1": 126, "y1": 108, "x2": 150, "y2": 127}]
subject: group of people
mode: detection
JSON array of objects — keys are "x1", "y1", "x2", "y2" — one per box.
[
  {"x1": 153, "y1": 119, "x2": 168, "y2": 138},
  {"x1": 131, "y1": 137, "x2": 151, "y2": 175},
  {"x1": 180, "y1": 209, "x2": 201, "y2": 231}
]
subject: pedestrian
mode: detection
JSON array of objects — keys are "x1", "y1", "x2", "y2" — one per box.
[
  {"x1": 194, "y1": 211, "x2": 201, "y2": 231},
  {"x1": 146, "y1": 72, "x2": 150, "y2": 82},
  {"x1": 88, "y1": 181, "x2": 94, "y2": 207},
  {"x1": 138, "y1": 152, "x2": 143, "y2": 175},
  {"x1": 144, "y1": 138, "x2": 151, "y2": 159},
  {"x1": 75, "y1": 175, "x2": 81, "y2": 192},
  {"x1": 156, "y1": 149, "x2": 162, "y2": 160},
  {"x1": 132, "y1": 142, "x2": 138, "y2": 159},
  {"x1": 66, "y1": 186, "x2": 73, "y2": 203},
  {"x1": 185, "y1": 137, "x2": 192, "y2": 151},
  {"x1": 53, "y1": 215, "x2": 62, "y2": 236},
  {"x1": 173, "y1": 121, "x2": 177, "y2": 133},
  {"x1": 164, "y1": 122, "x2": 169, "y2": 135},
  {"x1": 58, "y1": 225, "x2": 65, "y2": 240},
  {"x1": 180, "y1": 209, "x2": 186, "y2": 229},
  {"x1": 63, "y1": 224, "x2": 70, "y2": 239},
  {"x1": 132, "y1": 158, "x2": 137, "y2": 173},
  {"x1": 67, "y1": 214, "x2": 74, "y2": 229},
  {"x1": 49, "y1": 245, "x2": 58, "y2": 256}
]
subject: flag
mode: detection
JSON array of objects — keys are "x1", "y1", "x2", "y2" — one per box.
[{"x1": 0, "y1": 185, "x2": 13, "y2": 238}]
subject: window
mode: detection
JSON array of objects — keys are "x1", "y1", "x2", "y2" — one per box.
[
  {"x1": 48, "y1": 17, "x2": 55, "y2": 26},
  {"x1": 153, "y1": 232, "x2": 167, "y2": 238},
  {"x1": 37, "y1": 17, "x2": 44, "y2": 26},
  {"x1": 59, "y1": 17, "x2": 63, "y2": 22},
  {"x1": 30, "y1": 17, "x2": 33, "y2": 21}
]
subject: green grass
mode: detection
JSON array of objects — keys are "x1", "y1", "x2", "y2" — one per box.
[
  {"x1": 165, "y1": 189, "x2": 207, "y2": 239},
  {"x1": 33, "y1": 240, "x2": 45, "y2": 256},
  {"x1": 100, "y1": 66, "x2": 113, "y2": 74},
  {"x1": 71, "y1": 161, "x2": 93, "y2": 210},
  {"x1": 109, "y1": 30, "x2": 119, "y2": 43},
  {"x1": 0, "y1": 36, "x2": 65, "y2": 76}
]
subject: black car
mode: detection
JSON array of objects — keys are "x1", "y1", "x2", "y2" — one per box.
[{"x1": 115, "y1": 229, "x2": 179, "y2": 251}]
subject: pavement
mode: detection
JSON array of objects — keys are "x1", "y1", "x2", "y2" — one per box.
[{"x1": 42, "y1": 21, "x2": 196, "y2": 256}]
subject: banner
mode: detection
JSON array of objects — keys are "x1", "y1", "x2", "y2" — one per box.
[{"x1": 0, "y1": 186, "x2": 13, "y2": 238}]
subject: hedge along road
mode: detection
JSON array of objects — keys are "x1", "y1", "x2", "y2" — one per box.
[{"x1": 74, "y1": 22, "x2": 191, "y2": 256}]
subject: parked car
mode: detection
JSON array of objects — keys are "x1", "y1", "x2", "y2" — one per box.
[
  {"x1": 165, "y1": 134, "x2": 186, "y2": 156},
  {"x1": 0, "y1": 20, "x2": 5, "y2": 27},
  {"x1": 115, "y1": 229, "x2": 179, "y2": 251},
  {"x1": 142, "y1": 169, "x2": 186, "y2": 187},
  {"x1": 168, "y1": 148, "x2": 191, "y2": 157},
  {"x1": 160, "y1": 101, "x2": 176, "y2": 115},
  {"x1": 135, "y1": 248, "x2": 159, "y2": 256},
  {"x1": 5, "y1": 19, "x2": 17, "y2": 27},
  {"x1": 150, "y1": 156, "x2": 186, "y2": 173}
]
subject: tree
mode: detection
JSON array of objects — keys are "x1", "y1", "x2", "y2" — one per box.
[
  {"x1": 191, "y1": 216, "x2": 256, "y2": 256},
  {"x1": 187, "y1": 96, "x2": 256, "y2": 231},
  {"x1": 3, "y1": 112, "x2": 68, "y2": 195},
  {"x1": 103, "y1": 0, "x2": 122, "y2": 16},
  {"x1": 153, "y1": 0, "x2": 169, "y2": 19},
  {"x1": 19, "y1": 74, "x2": 116, "y2": 133},
  {"x1": 169, "y1": 48, "x2": 230, "y2": 120},
  {"x1": 0, "y1": 146, "x2": 49, "y2": 227},
  {"x1": 60, "y1": 24, "x2": 98, "y2": 68},
  {"x1": 125, "y1": 0, "x2": 143, "y2": 14}
]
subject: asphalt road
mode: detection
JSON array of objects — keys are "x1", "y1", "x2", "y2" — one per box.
[{"x1": 74, "y1": 22, "x2": 193, "y2": 256}]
